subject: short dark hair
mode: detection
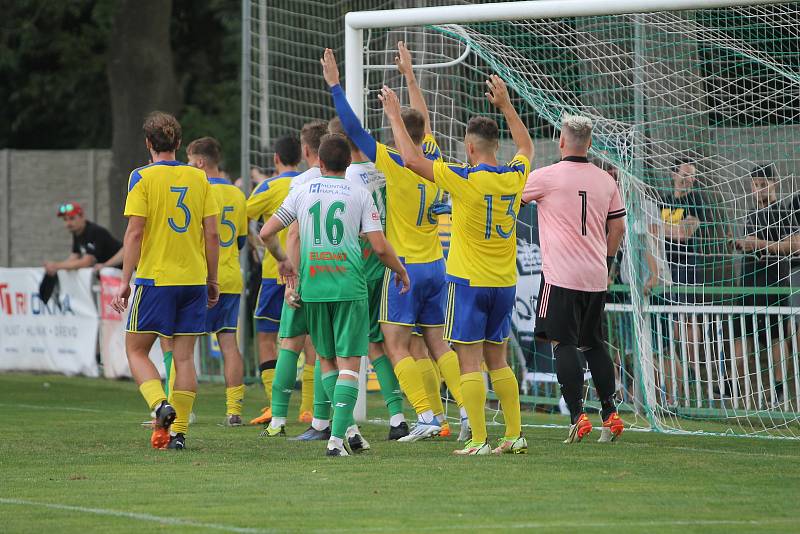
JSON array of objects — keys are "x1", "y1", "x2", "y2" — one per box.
[
  {"x1": 186, "y1": 136, "x2": 222, "y2": 166},
  {"x1": 273, "y1": 134, "x2": 301, "y2": 166},
  {"x1": 751, "y1": 163, "x2": 777, "y2": 180},
  {"x1": 328, "y1": 117, "x2": 358, "y2": 152},
  {"x1": 401, "y1": 108, "x2": 426, "y2": 145},
  {"x1": 671, "y1": 156, "x2": 696, "y2": 173},
  {"x1": 300, "y1": 120, "x2": 329, "y2": 155},
  {"x1": 318, "y1": 134, "x2": 352, "y2": 172},
  {"x1": 466, "y1": 116, "x2": 500, "y2": 153},
  {"x1": 143, "y1": 111, "x2": 181, "y2": 152}
]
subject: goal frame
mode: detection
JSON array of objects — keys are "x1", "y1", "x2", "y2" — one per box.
[{"x1": 343, "y1": 0, "x2": 788, "y2": 422}]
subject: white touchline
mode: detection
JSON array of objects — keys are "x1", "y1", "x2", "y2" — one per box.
[{"x1": 0, "y1": 498, "x2": 271, "y2": 533}]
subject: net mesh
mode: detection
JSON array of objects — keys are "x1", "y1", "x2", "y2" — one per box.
[{"x1": 245, "y1": 1, "x2": 800, "y2": 438}]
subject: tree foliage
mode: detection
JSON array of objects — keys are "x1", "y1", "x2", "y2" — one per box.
[{"x1": 1, "y1": 0, "x2": 241, "y2": 173}]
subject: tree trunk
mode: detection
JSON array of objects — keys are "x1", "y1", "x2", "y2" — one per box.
[{"x1": 106, "y1": 0, "x2": 182, "y2": 236}]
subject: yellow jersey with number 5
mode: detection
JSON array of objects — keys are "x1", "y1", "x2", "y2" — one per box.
[
  {"x1": 124, "y1": 160, "x2": 219, "y2": 286},
  {"x1": 209, "y1": 177, "x2": 247, "y2": 294},
  {"x1": 432, "y1": 155, "x2": 530, "y2": 287}
]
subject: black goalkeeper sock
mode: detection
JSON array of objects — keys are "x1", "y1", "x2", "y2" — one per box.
[
  {"x1": 583, "y1": 346, "x2": 617, "y2": 420},
  {"x1": 554, "y1": 344, "x2": 585, "y2": 425}
]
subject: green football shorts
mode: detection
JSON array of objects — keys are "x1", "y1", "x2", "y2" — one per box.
[{"x1": 304, "y1": 299, "x2": 369, "y2": 359}]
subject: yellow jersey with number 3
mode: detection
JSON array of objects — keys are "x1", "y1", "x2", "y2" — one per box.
[
  {"x1": 374, "y1": 134, "x2": 443, "y2": 264},
  {"x1": 432, "y1": 154, "x2": 530, "y2": 287},
  {"x1": 209, "y1": 177, "x2": 247, "y2": 294},
  {"x1": 124, "y1": 160, "x2": 219, "y2": 286}
]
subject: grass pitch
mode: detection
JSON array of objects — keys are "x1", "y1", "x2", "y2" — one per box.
[{"x1": 0, "y1": 373, "x2": 798, "y2": 533}]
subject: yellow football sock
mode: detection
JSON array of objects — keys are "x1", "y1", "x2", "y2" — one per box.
[
  {"x1": 261, "y1": 368, "x2": 275, "y2": 403},
  {"x1": 225, "y1": 385, "x2": 245, "y2": 416},
  {"x1": 139, "y1": 379, "x2": 167, "y2": 411},
  {"x1": 171, "y1": 390, "x2": 196, "y2": 435},
  {"x1": 489, "y1": 366, "x2": 522, "y2": 439},
  {"x1": 436, "y1": 350, "x2": 464, "y2": 407},
  {"x1": 461, "y1": 372, "x2": 487, "y2": 444},
  {"x1": 394, "y1": 356, "x2": 432, "y2": 416},
  {"x1": 300, "y1": 363, "x2": 314, "y2": 414},
  {"x1": 417, "y1": 358, "x2": 445, "y2": 418},
  {"x1": 168, "y1": 359, "x2": 177, "y2": 404}
]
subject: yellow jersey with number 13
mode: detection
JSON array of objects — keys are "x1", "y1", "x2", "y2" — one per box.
[
  {"x1": 432, "y1": 155, "x2": 530, "y2": 287},
  {"x1": 124, "y1": 160, "x2": 219, "y2": 286}
]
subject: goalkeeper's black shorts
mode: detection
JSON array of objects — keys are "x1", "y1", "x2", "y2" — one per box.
[{"x1": 534, "y1": 276, "x2": 605, "y2": 349}]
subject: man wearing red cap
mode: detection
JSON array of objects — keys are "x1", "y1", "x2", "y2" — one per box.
[{"x1": 44, "y1": 202, "x2": 123, "y2": 275}]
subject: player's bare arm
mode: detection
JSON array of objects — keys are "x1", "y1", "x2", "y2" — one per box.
[
  {"x1": 364, "y1": 230, "x2": 410, "y2": 294},
  {"x1": 396, "y1": 41, "x2": 432, "y2": 136},
  {"x1": 260, "y1": 215, "x2": 298, "y2": 287},
  {"x1": 111, "y1": 215, "x2": 145, "y2": 313},
  {"x1": 283, "y1": 221, "x2": 301, "y2": 307},
  {"x1": 379, "y1": 86, "x2": 434, "y2": 181},
  {"x1": 203, "y1": 214, "x2": 220, "y2": 309},
  {"x1": 606, "y1": 216, "x2": 626, "y2": 259},
  {"x1": 486, "y1": 75, "x2": 533, "y2": 162}
]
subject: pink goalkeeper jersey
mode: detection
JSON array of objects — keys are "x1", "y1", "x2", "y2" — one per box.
[{"x1": 522, "y1": 157, "x2": 626, "y2": 292}]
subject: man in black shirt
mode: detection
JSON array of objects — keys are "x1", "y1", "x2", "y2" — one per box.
[
  {"x1": 659, "y1": 158, "x2": 708, "y2": 296},
  {"x1": 734, "y1": 164, "x2": 793, "y2": 406},
  {"x1": 44, "y1": 202, "x2": 123, "y2": 275}
]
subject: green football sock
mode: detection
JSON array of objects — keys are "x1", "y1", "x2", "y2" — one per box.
[
  {"x1": 372, "y1": 354, "x2": 403, "y2": 417},
  {"x1": 331, "y1": 379, "x2": 359, "y2": 439},
  {"x1": 271, "y1": 348, "x2": 300, "y2": 418},
  {"x1": 312, "y1": 359, "x2": 331, "y2": 421},
  {"x1": 162, "y1": 351, "x2": 173, "y2": 398},
  {"x1": 322, "y1": 370, "x2": 338, "y2": 409}
]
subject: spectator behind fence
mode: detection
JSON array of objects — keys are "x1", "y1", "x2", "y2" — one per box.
[
  {"x1": 44, "y1": 202, "x2": 123, "y2": 275},
  {"x1": 733, "y1": 164, "x2": 793, "y2": 406},
  {"x1": 658, "y1": 157, "x2": 709, "y2": 301}
]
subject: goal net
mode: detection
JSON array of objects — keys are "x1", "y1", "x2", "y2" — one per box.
[{"x1": 244, "y1": 0, "x2": 800, "y2": 438}]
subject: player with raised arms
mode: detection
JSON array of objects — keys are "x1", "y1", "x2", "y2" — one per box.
[
  {"x1": 322, "y1": 45, "x2": 468, "y2": 442},
  {"x1": 522, "y1": 115, "x2": 626, "y2": 444},
  {"x1": 187, "y1": 136, "x2": 248, "y2": 426},
  {"x1": 380, "y1": 75, "x2": 533, "y2": 455},
  {"x1": 112, "y1": 111, "x2": 220, "y2": 450},
  {"x1": 260, "y1": 134, "x2": 410, "y2": 456}
]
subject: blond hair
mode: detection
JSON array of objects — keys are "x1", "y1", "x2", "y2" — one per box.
[{"x1": 561, "y1": 114, "x2": 593, "y2": 147}]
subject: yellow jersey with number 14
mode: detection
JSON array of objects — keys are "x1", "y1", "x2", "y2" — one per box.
[
  {"x1": 246, "y1": 171, "x2": 300, "y2": 281},
  {"x1": 374, "y1": 134, "x2": 443, "y2": 264},
  {"x1": 124, "y1": 160, "x2": 219, "y2": 286},
  {"x1": 209, "y1": 177, "x2": 247, "y2": 294},
  {"x1": 432, "y1": 155, "x2": 530, "y2": 287}
]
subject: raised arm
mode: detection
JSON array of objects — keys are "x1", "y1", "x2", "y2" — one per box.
[
  {"x1": 486, "y1": 75, "x2": 533, "y2": 162},
  {"x1": 321, "y1": 48, "x2": 377, "y2": 161},
  {"x1": 379, "y1": 86, "x2": 435, "y2": 182},
  {"x1": 396, "y1": 41, "x2": 431, "y2": 136}
]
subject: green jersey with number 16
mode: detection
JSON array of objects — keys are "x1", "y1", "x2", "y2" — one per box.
[{"x1": 274, "y1": 175, "x2": 383, "y2": 302}]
